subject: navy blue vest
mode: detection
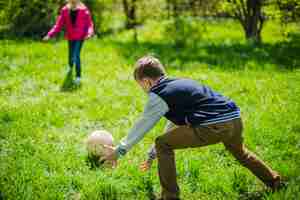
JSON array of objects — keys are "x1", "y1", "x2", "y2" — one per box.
[{"x1": 150, "y1": 77, "x2": 240, "y2": 126}]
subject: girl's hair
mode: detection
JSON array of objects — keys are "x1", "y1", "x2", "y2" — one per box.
[
  {"x1": 66, "y1": 0, "x2": 84, "y2": 9},
  {"x1": 66, "y1": 0, "x2": 81, "y2": 4}
]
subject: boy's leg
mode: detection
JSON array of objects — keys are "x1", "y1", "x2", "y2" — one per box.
[
  {"x1": 155, "y1": 124, "x2": 228, "y2": 200},
  {"x1": 74, "y1": 40, "x2": 83, "y2": 78},
  {"x1": 222, "y1": 118, "x2": 281, "y2": 189}
]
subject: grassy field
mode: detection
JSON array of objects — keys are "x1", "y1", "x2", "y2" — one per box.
[{"x1": 0, "y1": 19, "x2": 300, "y2": 200}]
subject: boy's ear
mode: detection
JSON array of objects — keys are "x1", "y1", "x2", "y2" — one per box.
[
  {"x1": 139, "y1": 78, "x2": 147, "y2": 87},
  {"x1": 140, "y1": 77, "x2": 149, "y2": 84},
  {"x1": 139, "y1": 78, "x2": 146, "y2": 83}
]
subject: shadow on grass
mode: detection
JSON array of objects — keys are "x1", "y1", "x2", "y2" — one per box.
[
  {"x1": 238, "y1": 190, "x2": 266, "y2": 200},
  {"x1": 110, "y1": 33, "x2": 300, "y2": 70},
  {"x1": 60, "y1": 71, "x2": 81, "y2": 92},
  {"x1": 238, "y1": 177, "x2": 292, "y2": 200}
]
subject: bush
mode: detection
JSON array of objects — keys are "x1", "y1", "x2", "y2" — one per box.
[
  {"x1": 0, "y1": 0, "x2": 65, "y2": 38},
  {"x1": 164, "y1": 16, "x2": 205, "y2": 48},
  {"x1": 0, "y1": 0, "x2": 110, "y2": 38},
  {"x1": 82, "y1": 0, "x2": 106, "y2": 36}
]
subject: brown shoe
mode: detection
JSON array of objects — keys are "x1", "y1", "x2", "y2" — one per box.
[{"x1": 268, "y1": 175, "x2": 287, "y2": 192}]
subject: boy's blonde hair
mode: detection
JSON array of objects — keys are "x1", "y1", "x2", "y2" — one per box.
[{"x1": 134, "y1": 56, "x2": 166, "y2": 81}]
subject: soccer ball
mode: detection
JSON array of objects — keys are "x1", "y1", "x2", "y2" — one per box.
[{"x1": 86, "y1": 130, "x2": 114, "y2": 159}]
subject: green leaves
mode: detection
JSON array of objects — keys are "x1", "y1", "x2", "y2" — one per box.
[{"x1": 1, "y1": 0, "x2": 65, "y2": 37}]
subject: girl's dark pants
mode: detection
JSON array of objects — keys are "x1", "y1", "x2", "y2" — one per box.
[{"x1": 68, "y1": 40, "x2": 83, "y2": 78}]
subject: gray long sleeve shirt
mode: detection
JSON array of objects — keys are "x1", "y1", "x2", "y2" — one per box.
[{"x1": 116, "y1": 92, "x2": 169, "y2": 157}]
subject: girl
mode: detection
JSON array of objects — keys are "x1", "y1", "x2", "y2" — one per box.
[{"x1": 43, "y1": 0, "x2": 94, "y2": 85}]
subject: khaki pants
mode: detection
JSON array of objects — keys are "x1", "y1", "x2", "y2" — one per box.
[{"x1": 155, "y1": 118, "x2": 280, "y2": 200}]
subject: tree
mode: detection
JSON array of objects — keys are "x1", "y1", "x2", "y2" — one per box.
[
  {"x1": 0, "y1": 1, "x2": 7, "y2": 29},
  {"x1": 227, "y1": 0, "x2": 266, "y2": 44},
  {"x1": 276, "y1": 0, "x2": 300, "y2": 22},
  {"x1": 84, "y1": 0, "x2": 106, "y2": 36},
  {"x1": 163, "y1": 0, "x2": 207, "y2": 47},
  {"x1": 165, "y1": 0, "x2": 221, "y2": 17},
  {"x1": 122, "y1": 0, "x2": 138, "y2": 29}
]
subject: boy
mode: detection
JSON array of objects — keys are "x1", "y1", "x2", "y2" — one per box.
[{"x1": 103, "y1": 56, "x2": 282, "y2": 200}]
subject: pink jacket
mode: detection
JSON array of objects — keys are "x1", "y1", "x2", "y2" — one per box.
[{"x1": 47, "y1": 5, "x2": 94, "y2": 40}]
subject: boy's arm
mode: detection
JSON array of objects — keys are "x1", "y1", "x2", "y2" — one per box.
[
  {"x1": 116, "y1": 93, "x2": 169, "y2": 157},
  {"x1": 147, "y1": 143, "x2": 157, "y2": 161}
]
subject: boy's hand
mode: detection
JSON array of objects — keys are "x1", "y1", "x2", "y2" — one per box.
[
  {"x1": 100, "y1": 145, "x2": 118, "y2": 167},
  {"x1": 140, "y1": 160, "x2": 152, "y2": 172}
]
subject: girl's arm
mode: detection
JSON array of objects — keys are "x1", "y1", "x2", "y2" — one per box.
[
  {"x1": 47, "y1": 8, "x2": 65, "y2": 38},
  {"x1": 85, "y1": 9, "x2": 94, "y2": 39}
]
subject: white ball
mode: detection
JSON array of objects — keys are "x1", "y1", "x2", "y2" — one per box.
[{"x1": 86, "y1": 130, "x2": 114, "y2": 158}]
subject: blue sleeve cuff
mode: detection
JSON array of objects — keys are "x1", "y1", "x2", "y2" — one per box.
[
  {"x1": 147, "y1": 145, "x2": 157, "y2": 161},
  {"x1": 116, "y1": 146, "x2": 127, "y2": 158}
]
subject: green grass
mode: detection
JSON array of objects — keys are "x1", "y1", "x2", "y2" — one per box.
[{"x1": 0, "y1": 19, "x2": 300, "y2": 200}]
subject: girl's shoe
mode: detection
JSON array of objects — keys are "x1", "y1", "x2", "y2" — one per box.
[{"x1": 74, "y1": 77, "x2": 81, "y2": 85}]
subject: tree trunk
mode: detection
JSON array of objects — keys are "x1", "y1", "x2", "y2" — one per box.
[
  {"x1": 243, "y1": 0, "x2": 264, "y2": 43},
  {"x1": 166, "y1": 0, "x2": 171, "y2": 19},
  {"x1": 122, "y1": 0, "x2": 137, "y2": 29},
  {"x1": 233, "y1": 0, "x2": 265, "y2": 44}
]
